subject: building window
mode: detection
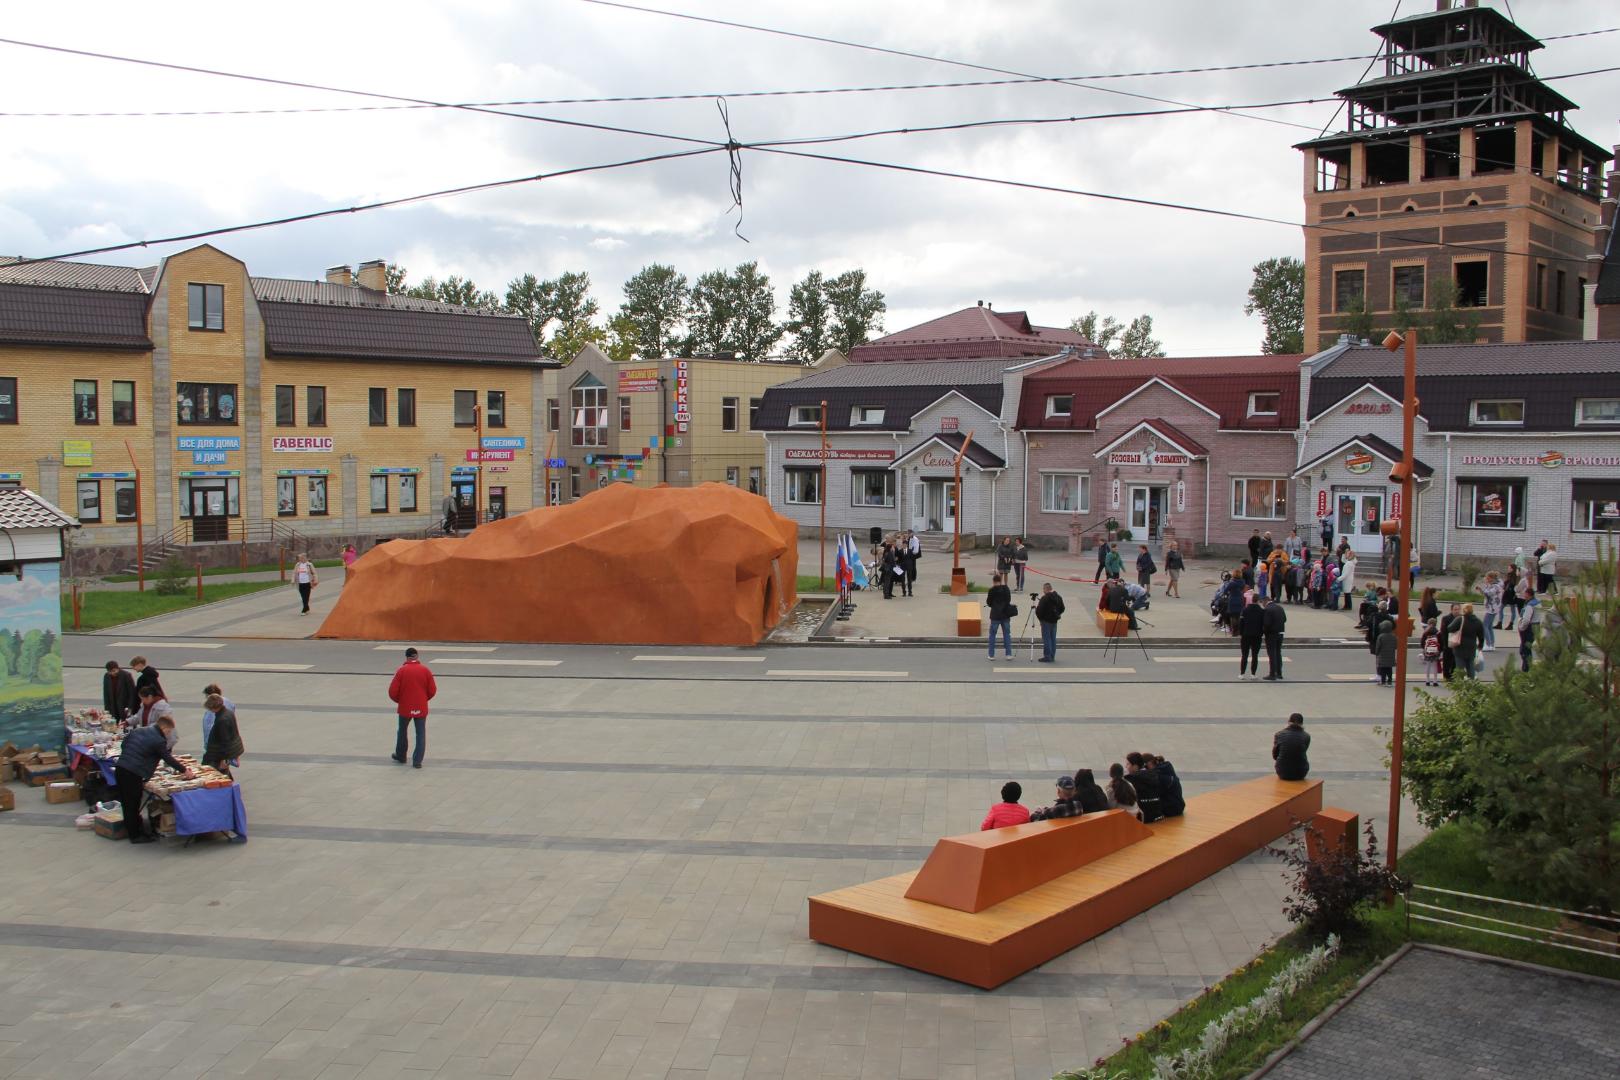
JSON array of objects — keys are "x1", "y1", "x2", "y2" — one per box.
[
  {"x1": 569, "y1": 466, "x2": 580, "y2": 499},
  {"x1": 76, "y1": 480, "x2": 101, "y2": 523},
  {"x1": 454, "y1": 389, "x2": 477, "y2": 427},
  {"x1": 0, "y1": 377, "x2": 15, "y2": 424},
  {"x1": 1231, "y1": 478, "x2": 1288, "y2": 520},
  {"x1": 1456, "y1": 478, "x2": 1525, "y2": 529},
  {"x1": 369, "y1": 388, "x2": 388, "y2": 426},
  {"x1": 1044, "y1": 395, "x2": 1073, "y2": 419},
  {"x1": 849, "y1": 405, "x2": 884, "y2": 426},
  {"x1": 306, "y1": 386, "x2": 326, "y2": 427},
  {"x1": 73, "y1": 379, "x2": 98, "y2": 424},
  {"x1": 1247, "y1": 392, "x2": 1280, "y2": 417},
  {"x1": 274, "y1": 385, "x2": 295, "y2": 427},
  {"x1": 619, "y1": 395, "x2": 632, "y2": 432},
  {"x1": 785, "y1": 468, "x2": 821, "y2": 505},
  {"x1": 1576, "y1": 399, "x2": 1620, "y2": 425},
  {"x1": 1555, "y1": 269, "x2": 1567, "y2": 316},
  {"x1": 1578, "y1": 277, "x2": 1587, "y2": 320},
  {"x1": 749, "y1": 397, "x2": 762, "y2": 429},
  {"x1": 176, "y1": 382, "x2": 236, "y2": 425},
  {"x1": 722, "y1": 397, "x2": 739, "y2": 432},
  {"x1": 726, "y1": 466, "x2": 740, "y2": 487},
  {"x1": 548, "y1": 398, "x2": 561, "y2": 431},
  {"x1": 400, "y1": 474, "x2": 418, "y2": 512},
  {"x1": 1333, "y1": 269, "x2": 1365, "y2": 312},
  {"x1": 486, "y1": 390, "x2": 506, "y2": 428},
  {"x1": 790, "y1": 404, "x2": 822, "y2": 426},
  {"x1": 851, "y1": 469, "x2": 895, "y2": 507},
  {"x1": 1470, "y1": 399, "x2": 1524, "y2": 426},
  {"x1": 570, "y1": 378, "x2": 607, "y2": 447},
  {"x1": 307, "y1": 476, "x2": 328, "y2": 516},
  {"x1": 1041, "y1": 472, "x2": 1089, "y2": 514},
  {"x1": 397, "y1": 388, "x2": 416, "y2": 427},
  {"x1": 112, "y1": 380, "x2": 135, "y2": 425},
  {"x1": 1392, "y1": 265, "x2": 1425, "y2": 308},
  {"x1": 370, "y1": 474, "x2": 389, "y2": 513},
  {"x1": 276, "y1": 476, "x2": 297, "y2": 516},
  {"x1": 186, "y1": 283, "x2": 224, "y2": 331},
  {"x1": 178, "y1": 477, "x2": 240, "y2": 518},
  {"x1": 1573, "y1": 481, "x2": 1620, "y2": 532},
  {"x1": 1455, "y1": 261, "x2": 1487, "y2": 307},
  {"x1": 1533, "y1": 263, "x2": 1546, "y2": 309},
  {"x1": 114, "y1": 479, "x2": 136, "y2": 522}
]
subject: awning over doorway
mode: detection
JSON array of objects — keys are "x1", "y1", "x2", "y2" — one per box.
[
  {"x1": 1293, "y1": 434, "x2": 1433, "y2": 480},
  {"x1": 889, "y1": 432, "x2": 1007, "y2": 471}
]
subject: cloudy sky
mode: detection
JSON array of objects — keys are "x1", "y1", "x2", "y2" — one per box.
[{"x1": 2, "y1": 0, "x2": 1615, "y2": 356}]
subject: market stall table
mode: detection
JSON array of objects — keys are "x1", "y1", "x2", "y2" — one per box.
[
  {"x1": 66, "y1": 744, "x2": 119, "y2": 788},
  {"x1": 154, "y1": 784, "x2": 249, "y2": 841}
]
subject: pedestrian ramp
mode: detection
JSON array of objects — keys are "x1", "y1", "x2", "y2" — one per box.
[{"x1": 807, "y1": 776, "x2": 1323, "y2": 988}]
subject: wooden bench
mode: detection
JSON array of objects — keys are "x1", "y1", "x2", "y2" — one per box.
[
  {"x1": 956, "y1": 602, "x2": 982, "y2": 637},
  {"x1": 1095, "y1": 609, "x2": 1129, "y2": 637},
  {"x1": 808, "y1": 776, "x2": 1323, "y2": 989}
]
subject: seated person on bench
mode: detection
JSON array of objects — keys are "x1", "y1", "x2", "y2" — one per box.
[
  {"x1": 1072, "y1": 768, "x2": 1110, "y2": 814},
  {"x1": 980, "y1": 781, "x2": 1031, "y2": 830},
  {"x1": 1028, "y1": 776, "x2": 1081, "y2": 821}
]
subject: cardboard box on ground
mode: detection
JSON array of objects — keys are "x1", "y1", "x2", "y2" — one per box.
[
  {"x1": 45, "y1": 781, "x2": 79, "y2": 804},
  {"x1": 0, "y1": 786, "x2": 14, "y2": 813}
]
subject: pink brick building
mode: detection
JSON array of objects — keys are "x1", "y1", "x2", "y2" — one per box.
[{"x1": 1016, "y1": 355, "x2": 1303, "y2": 556}]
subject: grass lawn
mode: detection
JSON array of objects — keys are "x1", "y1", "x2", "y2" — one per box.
[
  {"x1": 63, "y1": 580, "x2": 284, "y2": 631},
  {"x1": 1435, "y1": 589, "x2": 1484, "y2": 603},
  {"x1": 1060, "y1": 822, "x2": 1620, "y2": 1080},
  {"x1": 101, "y1": 558, "x2": 341, "y2": 583}
]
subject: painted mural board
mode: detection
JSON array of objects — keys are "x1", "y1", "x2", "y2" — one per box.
[{"x1": 0, "y1": 563, "x2": 65, "y2": 752}]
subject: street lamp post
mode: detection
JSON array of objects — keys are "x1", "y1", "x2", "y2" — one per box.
[
  {"x1": 1380, "y1": 327, "x2": 1420, "y2": 876},
  {"x1": 473, "y1": 403, "x2": 483, "y2": 529},
  {"x1": 950, "y1": 432, "x2": 975, "y2": 596},
  {"x1": 819, "y1": 400, "x2": 828, "y2": 589}
]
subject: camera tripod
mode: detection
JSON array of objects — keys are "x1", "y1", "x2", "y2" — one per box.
[
  {"x1": 1018, "y1": 598, "x2": 1041, "y2": 661},
  {"x1": 1103, "y1": 609, "x2": 1151, "y2": 664}
]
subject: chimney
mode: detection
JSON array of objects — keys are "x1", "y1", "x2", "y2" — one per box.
[
  {"x1": 356, "y1": 259, "x2": 388, "y2": 292},
  {"x1": 325, "y1": 264, "x2": 353, "y2": 287}
]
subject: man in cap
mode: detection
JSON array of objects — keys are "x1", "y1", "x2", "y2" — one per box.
[{"x1": 1029, "y1": 776, "x2": 1081, "y2": 821}]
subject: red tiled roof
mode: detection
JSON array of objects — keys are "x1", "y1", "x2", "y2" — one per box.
[
  {"x1": 1017, "y1": 354, "x2": 1303, "y2": 431},
  {"x1": 851, "y1": 306, "x2": 1095, "y2": 363},
  {"x1": 1138, "y1": 418, "x2": 1210, "y2": 459}
]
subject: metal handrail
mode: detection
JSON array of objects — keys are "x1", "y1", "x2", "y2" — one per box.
[{"x1": 1402, "y1": 884, "x2": 1620, "y2": 962}]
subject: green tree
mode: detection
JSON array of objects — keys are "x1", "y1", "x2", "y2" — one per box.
[
  {"x1": 823, "y1": 269, "x2": 885, "y2": 355},
  {"x1": 385, "y1": 263, "x2": 408, "y2": 294},
  {"x1": 504, "y1": 271, "x2": 601, "y2": 361},
  {"x1": 686, "y1": 261, "x2": 782, "y2": 361},
  {"x1": 1244, "y1": 256, "x2": 1305, "y2": 354},
  {"x1": 602, "y1": 313, "x2": 640, "y2": 363},
  {"x1": 1339, "y1": 297, "x2": 1377, "y2": 343},
  {"x1": 1069, "y1": 311, "x2": 1123, "y2": 353},
  {"x1": 783, "y1": 270, "x2": 832, "y2": 363},
  {"x1": 398, "y1": 274, "x2": 498, "y2": 309},
  {"x1": 1423, "y1": 277, "x2": 1481, "y2": 344},
  {"x1": 618, "y1": 264, "x2": 688, "y2": 358},
  {"x1": 1115, "y1": 314, "x2": 1166, "y2": 358}
]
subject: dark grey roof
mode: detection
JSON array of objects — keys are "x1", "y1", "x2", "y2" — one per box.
[
  {"x1": 894, "y1": 432, "x2": 1007, "y2": 470},
  {"x1": 753, "y1": 359, "x2": 1017, "y2": 432},
  {"x1": 0, "y1": 283, "x2": 151, "y2": 350},
  {"x1": 260, "y1": 301, "x2": 550, "y2": 367},
  {"x1": 250, "y1": 277, "x2": 497, "y2": 315},
  {"x1": 0, "y1": 258, "x2": 154, "y2": 293},
  {"x1": 1296, "y1": 434, "x2": 1433, "y2": 480},
  {"x1": 1322, "y1": 340, "x2": 1620, "y2": 378}
]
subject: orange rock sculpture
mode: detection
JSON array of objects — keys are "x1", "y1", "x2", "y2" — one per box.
[{"x1": 316, "y1": 483, "x2": 800, "y2": 645}]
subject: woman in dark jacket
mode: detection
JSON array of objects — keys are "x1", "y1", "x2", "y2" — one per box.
[
  {"x1": 985, "y1": 574, "x2": 1014, "y2": 660},
  {"x1": 1152, "y1": 756, "x2": 1185, "y2": 817},
  {"x1": 1073, "y1": 768, "x2": 1109, "y2": 814},
  {"x1": 1273, "y1": 713, "x2": 1311, "y2": 780},
  {"x1": 1123, "y1": 752, "x2": 1163, "y2": 822},
  {"x1": 1454, "y1": 602, "x2": 1486, "y2": 679},
  {"x1": 1417, "y1": 586, "x2": 1440, "y2": 625},
  {"x1": 201, "y1": 693, "x2": 244, "y2": 777}
]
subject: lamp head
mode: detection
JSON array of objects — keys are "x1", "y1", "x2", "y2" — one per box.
[
  {"x1": 1388, "y1": 461, "x2": 1412, "y2": 484},
  {"x1": 1382, "y1": 331, "x2": 1404, "y2": 352}
]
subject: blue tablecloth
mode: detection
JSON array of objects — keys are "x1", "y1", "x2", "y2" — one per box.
[
  {"x1": 67, "y1": 744, "x2": 118, "y2": 787},
  {"x1": 167, "y1": 785, "x2": 249, "y2": 839}
]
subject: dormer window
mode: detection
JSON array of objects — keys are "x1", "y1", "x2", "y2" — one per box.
[
  {"x1": 1470, "y1": 399, "x2": 1523, "y2": 427},
  {"x1": 850, "y1": 405, "x2": 885, "y2": 426},
  {"x1": 790, "y1": 404, "x2": 823, "y2": 426},
  {"x1": 1247, "y1": 392, "x2": 1280, "y2": 418},
  {"x1": 1044, "y1": 395, "x2": 1073, "y2": 419}
]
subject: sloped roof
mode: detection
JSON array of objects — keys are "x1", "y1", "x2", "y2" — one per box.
[
  {"x1": 1296, "y1": 434, "x2": 1433, "y2": 480},
  {"x1": 0, "y1": 283, "x2": 151, "y2": 351},
  {"x1": 1017, "y1": 354, "x2": 1303, "y2": 430},
  {"x1": 850, "y1": 306, "x2": 1096, "y2": 363},
  {"x1": 1321, "y1": 340, "x2": 1620, "y2": 378},
  {"x1": 891, "y1": 431, "x2": 1007, "y2": 471},
  {"x1": 0, "y1": 258, "x2": 155, "y2": 292},
  {"x1": 754, "y1": 359, "x2": 1018, "y2": 432},
  {"x1": 0, "y1": 488, "x2": 78, "y2": 529},
  {"x1": 250, "y1": 277, "x2": 498, "y2": 315},
  {"x1": 1096, "y1": 418, "x2": 1211, "y2": 459},
  {"x1": 260, "y1": 301, "x2": 549, "y2": 367}
]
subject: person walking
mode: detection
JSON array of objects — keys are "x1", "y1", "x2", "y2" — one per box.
[
  {"x1": 1519, "y1": 596, "x2": 1541, "y2": 672},
  {"x1": 201, "y1": 693, "x2": 244, "y2": 778},
  {"x1": 292, "y1": 552, "x2": 318, "y2": 615},
  {"x1": 1439, "y1": 602, "x2": 1462, "y2": 680},
  {"x1": 1261, "y1": 595, "x2": 1288, "y2": 680},
  {"x1": 388, "y1": 647, "x2": 437, "y2": 769},
  {"x1": 1480, "y1": 571, "x2": 1503, "y2": 651},
  {"x1": 1538, "y1": 543, "x2": 1558, "y2": 594},
  {"x1": 985, "y1": 573, "x2": 1014, "y2": 661},
  {"x1": 1373, "y1": 616, "x2": 1398, "y2": 685},
  {"x1": 114, "y1": 716, "x2": 190, "y2": 844},
  {"x1": 130, "y1": 655, "x2": 164, "y2": 700},
  {"x1": 1500, "y1": 565, "x2": 1520, "y2": 631},
  {"x1": 1238, "y1": 593, "x2": 1264, "y2": 680},
  {"x1": 1093, "y1": 539, "x2": 1110, "y2": 584},
  {"x1": 342, "y1": 543, "x2": 359, "y2": 579},
  {"x1": 1012, "y1": 537, "x2": 1028, "y2": 591},
  {"x1": 1163, "y1": 540, "x2": 1183, "y2": 598},
  {"x1": 1103, "y1": 543, "x2": 1124, "y2": 582},
  {"x1": 1035, "y1": 583, "x2": 1065, "y2": 663},
  {"x1": 1455, "y1": 602, "x2": 1486, "y2": 679},
  {"x1": 1135, "y1": 544, "x2": 1156, "y2": 591},
  {"x1": 1338, "y1": 550, "x2": 1357, "y2": 610},
  {"x1": 1272, "y1": 713, "x2": 1311, "y2": 781},
  {"x1": 443, "y1": 492, "x2": 459, "y2": 536},
  {"x1": 102, "y1": 660, "x2": 137, "y2": 721}
]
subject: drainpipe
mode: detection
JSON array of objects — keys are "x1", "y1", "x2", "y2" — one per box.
[
  {"x1": 893, "y1": 432, "x2": 903, "y2": 531},
  {"x1": 1203, "y1": 459, "x2": 1211, "y2": 552},
  {"x1": 1022, "y1": 436, "x2": 1030, "y2": 537},
  {"x1": 1441, "y1": 433, "x2": 1452, "y2": 571}
]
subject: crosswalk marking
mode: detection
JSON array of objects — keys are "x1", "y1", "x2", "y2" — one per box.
[
  {"x1": 1154, "y1": 656, "x2": 1291, "y2": 664},
  {"x1": 111, "y1": 641, "x2": 225, "y2": 650},
  {"x1": 767, "y1": 669, "x2": 907, "y2": 678},
  {"x1": 632, "y1": 655, "x2": 766, "y2": 663},
  {"x1": 429, "y1": 658, "x2": 561, "y2": 667},
  {"x1": 993, "y1": 667, "x2": 1136, "y2": 675},
  {"x1": 182, "y1": 661, "x2": 312, "y2": 671},
  {"x1": 372, "y1": 644, "x2": 497, "y2": 653},
  {"x1": 1326, "y1": 673, "x2": 1381, "y2": 681}
]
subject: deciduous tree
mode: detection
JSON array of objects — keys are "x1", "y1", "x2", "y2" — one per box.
[
  {"x1": 618, "y1": 264, "x2": 689, "y2": 359},
  {"x1": 1245, "y1": 256, "x2": 1305, "y2": 354},
  {"x1": 686, "y1": 261, "x2": 782, "y2": 361},
  {"x1": 824, "y1": 269, "x2": 885, "y2": 355},
  {"x1": 783, "y1": 270, "x2": 831, "y2": 363},
  {"x1": 1068, "y1": 311, "x2": 1164, "y2": 357}
]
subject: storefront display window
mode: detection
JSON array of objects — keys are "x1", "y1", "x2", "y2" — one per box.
[
  {"x1": 400, "y1": 474, "x2": 418, "y2": 512},
  {"x1": 76, "y1": 480, "x2": 101, "y2": 523},
  {"x1": 277, "y1": 476, "x2": 297, "y2": 516},
  {"x1": 851, "y1": 470, "x2": 894, "y2": 508},
  {"x1": 114, "y1": 480, "x2": 137, "y2": 522},
  {"x1": 1572, "y1": 480, "x2": 1620, "y2": 532},
  {"x1": 1456, "y1": 478, "x2": 1524, "y2": 529},
  {"x1": 785, "y1": 468, "x2": 820, "y2": 505},
  {"x1": 307, "y1": 476, "x2": 328, "y2": 516},
  {"x1": 1231, "y1": 478, "x2": 1287, "y2": 520},
  {"x1": 176, "y1": 382, "x2": 237, "y2": 425},
  {"x1": 1041, "y1": 472, "x2": 1088, "y2": 513}
]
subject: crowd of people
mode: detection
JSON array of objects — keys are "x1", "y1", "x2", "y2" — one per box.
[
  {"x1": 979, "y1": 715, "x2": 1311, "y2": 830},
  {"x1": 874, "y1": 531, "x2": 923, "y2": 600}
]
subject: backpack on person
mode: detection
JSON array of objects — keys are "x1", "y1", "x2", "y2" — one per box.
[{"x1": 1422, "y1": 632, "x2": 1440, "y2": 659}]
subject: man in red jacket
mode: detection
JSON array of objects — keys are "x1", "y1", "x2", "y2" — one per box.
[{"x1": 388, "y1": 647, "x2": 437, "y2": 769}]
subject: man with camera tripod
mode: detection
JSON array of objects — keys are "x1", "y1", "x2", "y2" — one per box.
[{"x1": 1035, "y1": 582, "x2": 1066, "y2": 663}]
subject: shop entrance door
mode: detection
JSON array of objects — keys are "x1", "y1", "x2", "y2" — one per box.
[
  {"x1": 920, "y1": 480, "x2": 956, "y2": 533},
  {"x1": 1335, "y1": 488, "x2": 1385, "y2": 554},
  {"x1": 451, "y1": 478, "x2": 477, "y2": 530},
  {"x1": 189, "y1": 483, "x2": 229, "y2": 542},
  {"x1": 1128, "y1": 486, "x2": 1168, "y2": 540},
  {"x1": 488, "y1": 487, "x2": 506, "y2": 521}
]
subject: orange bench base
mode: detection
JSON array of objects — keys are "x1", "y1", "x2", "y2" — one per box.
[{"x1": 808, "y1": 777, "x2": 1323, "y2": 989}]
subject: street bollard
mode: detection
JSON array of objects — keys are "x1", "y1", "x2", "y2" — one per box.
[
  {"x1": 279, "y1": 547, "x2": 286, "y2": 583},
  {"x1": 196, "y1": 563, "x2": 203, "y2": 601},
  {"x1": 71, "y1": 585, "x2": 81, "y2": 631}
]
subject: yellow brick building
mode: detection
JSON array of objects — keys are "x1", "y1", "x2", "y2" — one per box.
[{"x1": 0, "y1": 244, "x2": 554, "y2": 573}]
